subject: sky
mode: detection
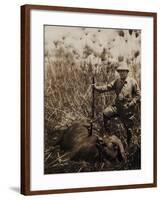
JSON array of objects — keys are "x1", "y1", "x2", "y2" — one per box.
[{"x1": 44, "y1": 25, "x2": 141, "y2": 60}]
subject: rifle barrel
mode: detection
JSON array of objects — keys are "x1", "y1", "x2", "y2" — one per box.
[
  {"x1": 90, "y1": 76, "x2": 95, "y2": 136},
  {"x1": 92, "y1": 77, "x2": 95, "y2": 118}
]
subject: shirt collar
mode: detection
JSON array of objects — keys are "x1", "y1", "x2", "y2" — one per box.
[{"x1": 123, "y1": 76, "x2": 130, "y2": 84}]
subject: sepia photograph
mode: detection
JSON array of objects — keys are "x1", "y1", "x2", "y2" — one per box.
[{"x1": 44, "y1": 25, "x2": 141, "y2": 174}]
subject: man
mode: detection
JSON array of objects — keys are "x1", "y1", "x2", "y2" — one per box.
[{"x1": 94, "y1": 62, "x2": 140, "y2": 145}]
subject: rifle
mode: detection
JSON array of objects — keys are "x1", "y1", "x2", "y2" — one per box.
[{"x1": 89, "y1": 76, "x2": 95, "y2": 136}]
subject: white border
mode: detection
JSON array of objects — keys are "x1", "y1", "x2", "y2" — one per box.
[{"x1": 30, "y1": 10, "x2": 154, "y2": 191}]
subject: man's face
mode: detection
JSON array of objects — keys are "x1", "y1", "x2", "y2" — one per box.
[{"x1": 118, "y1": 70, "x2": 129, "y2": 80}]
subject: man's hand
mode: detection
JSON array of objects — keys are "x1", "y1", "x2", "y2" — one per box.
[
  {"x1": 91, "y1": 83, "x2": 96, "y2": 89},
  {"x1": 92, "y1": 84, "x2": 109, "y2": 93},
  {"x1": 123, "y1": 103, "x2": 129, "y2": 110},
  {"x1": 92, "y1": 84, "x2": 100, "y2": 91},
  {"x1": 123, "y1": 101, "x2": 134, "y2": 109}
]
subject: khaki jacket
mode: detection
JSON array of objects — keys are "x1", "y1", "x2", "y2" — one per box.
[{"x1": 95, "y1": 77, "x2": 140, "y2": 105}]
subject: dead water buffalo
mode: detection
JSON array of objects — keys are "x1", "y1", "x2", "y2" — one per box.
[{"x1": 56, "y1": 121, "x2": 126, "y2": 163}]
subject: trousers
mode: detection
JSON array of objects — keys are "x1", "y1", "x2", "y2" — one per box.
[{"x1": 103, "y1": 105, "x2": 133, "y2": 145}]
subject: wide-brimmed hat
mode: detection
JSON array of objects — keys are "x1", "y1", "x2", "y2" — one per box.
[{"x1": 117, "y1": 62, "x2": 129, "y2": 72}]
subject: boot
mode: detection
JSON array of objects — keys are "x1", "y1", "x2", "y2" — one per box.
[
  {"x1": 127, "y1": 128, "x2": 133, "y2": 147},
  {"x1": 103, "y1": 114, "x2": 111, "y2": 134}
]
